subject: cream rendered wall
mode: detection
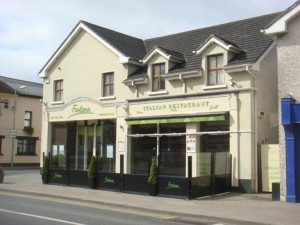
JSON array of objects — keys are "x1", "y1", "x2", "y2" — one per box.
[
  {"x1": 257, "y1": 46, "x2": 279, "y2": 144},
  {"x1": 41, "y1": 29, "x2": 131, "y2": 171},
  {"x1": 0, "y1": 94, "x2": 41, "y2": 165},
  {"x1": 277, "y1": 16, "x2": 300, "y2": 199},
  {"x1": 45, "y1": 30, "x2": 130, "y2": 103}
]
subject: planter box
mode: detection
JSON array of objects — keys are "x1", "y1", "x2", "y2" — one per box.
[
  {"x1": 148, "y1": 183, "x2": 157, "y2": 196},
  {"x1": 42, "y1": 173, "x2": 49, "y2": 184}
]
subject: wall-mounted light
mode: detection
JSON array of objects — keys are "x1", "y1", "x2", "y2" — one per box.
[
  {"x1": 40, "y1": 99, "x2": 47, "y2": 107},
  {"x1": 229, "y1": 77, "x2": 238, "y2": 87}
]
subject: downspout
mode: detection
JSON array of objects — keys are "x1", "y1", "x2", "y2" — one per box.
[{"x1": 246, "y1": 66, "x2": 258, "y2": 193}]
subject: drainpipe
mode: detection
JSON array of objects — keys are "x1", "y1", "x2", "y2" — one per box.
[
  {"x1": 178, "y1": 74, "x2": 187, "y2": 94},
  {"x1": 246, "y1": 66, "x2": 258, "y2": 193}
]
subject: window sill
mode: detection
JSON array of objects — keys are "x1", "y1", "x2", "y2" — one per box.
[
  {"x1": 16, "y1": 154, "x2": 37, "y2": 156},
  {"x1": 51, "y1": 101, "x2": 64, "y2": 105},
  {"x1": 99, "y1": 96, "x2": 116, "y2": 101},
  {"x1": 149, "y1": 90, "x2": 169, "y2": 96},
  {"x1": 202, "y1": 84, "x2": 227, "y2": 90}
]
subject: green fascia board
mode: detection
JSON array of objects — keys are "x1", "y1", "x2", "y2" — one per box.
[{"x1": 126, "y1": 115, "x2": 225, "y2": 125}]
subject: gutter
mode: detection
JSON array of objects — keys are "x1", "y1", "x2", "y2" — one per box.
[{"x1": 246, "y1": 65, "x2": 259, "y2": 193}]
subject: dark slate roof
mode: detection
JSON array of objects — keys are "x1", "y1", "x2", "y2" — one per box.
[
  {"x1": 82, "y1": 21, "x2": 146, "y2": 61},
  {"x1": 0, "y1": 76, "x2": 43, "y2": 98},
  {"x1": 39, "y1": 12, "x2": 281, "y2": 79},
  {"x1": 136, "y1": 12, "x2": 280, "y2": 78}
]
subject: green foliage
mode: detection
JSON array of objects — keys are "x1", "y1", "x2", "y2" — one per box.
[
  {"x1": 42, "y1": 156, "x2": 50, "y2": 175},
  {"x1": 51, "y1": 154, "x2": 65, "y2": 167},
  {"x1": 88, "y1": 156, "x2": 97, "y2": 178},
  {"x1": 23, "y1": 126, "x2": 34, "y2": 133},
  {"x1": 148, "y1": 158, "x2": 158, "y2": 184}
]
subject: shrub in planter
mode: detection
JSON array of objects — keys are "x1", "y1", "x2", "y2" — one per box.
[
  {"x1": 23, "y1": 126, "x2": 34, "y2": 134},
  {"x1": 0, "y1": 168, "x2": 4, "y2": 183},
  {"x1": 42, "y1": 156, "x2": 50, "y2": 184},
  {"x1": 88, "y1": 156, "x2": 97, "y2": 189},
  {"x1": 148, "y1": 158, "x2": 158, "y2": 196}
]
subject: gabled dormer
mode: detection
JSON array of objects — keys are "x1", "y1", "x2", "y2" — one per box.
[{"x1": 195, "y1": 34, "x2": 244, "y2": 88}]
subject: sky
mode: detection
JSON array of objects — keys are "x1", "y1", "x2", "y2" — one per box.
[{"x1": 0, "y1": 0, "x2": 296, "y2": 83}]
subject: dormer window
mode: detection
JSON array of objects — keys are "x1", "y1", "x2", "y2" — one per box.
[
  {"x1": 152, "y1": 63, "x2": 165, "y2": 91},
  {"x1": 207, "y1": 54, "x2": 224, "y2": 86}
]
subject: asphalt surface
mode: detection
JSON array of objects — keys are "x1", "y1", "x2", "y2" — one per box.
[{"x1": 0, "y1": 169, "x2": 300, "y2": 225}]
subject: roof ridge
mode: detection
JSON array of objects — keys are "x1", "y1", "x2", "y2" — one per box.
[
  {"x1": 81, "y1": 20, "x2": 144, "y2": 42},
  {"x1": 145, "y1": 12, "x2": 282, "y2": 41}
]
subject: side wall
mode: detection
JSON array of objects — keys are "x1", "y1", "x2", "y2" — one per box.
[{"x1": 277, "y1": 16, "x2": 300, "y2": 200}]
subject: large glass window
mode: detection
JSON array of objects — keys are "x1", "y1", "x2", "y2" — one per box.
[
  {"x1": 130, "y1": 123, "x2": 186, "y2": 177},
  {"x1": 207, "y1": 54, "x2": 224, "y2": 86},
  {"x1": 73, "y1": 120, "x2": 116, "y2": 172},
  {"x1": 152, "y1": 63, "x2": 165, "y2": 91},
  {"x1": 16, "y1": 137, "x2": 37, "y2": 155},
  {"x1": 201, "y1": 119, "x2": 229, "y2": 152},
  {"x1": 96, "y1": 120, "x2": 116, "y2": 172},
  {"x1": 51, "y1": 123, "x2": 67, "y2": 168},
  {"x1": 130, "y1": 124, "x2": 157, "y2": 175},
  {"x1": 159, "y1": 123, "x2": 186, "y2": 177}
]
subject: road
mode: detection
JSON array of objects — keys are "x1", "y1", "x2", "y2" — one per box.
[{"x1": 0, "y1": 192, "x2": 227, "y2": 225}]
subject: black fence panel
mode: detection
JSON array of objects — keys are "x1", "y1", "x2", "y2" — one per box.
[
  {"x1": 123, "y1": 174, "x2": 148, "y2": 194},
  {"x1": 158, "y1": 176, "x2": 190, "y2": 199},
  {"x1": 69, "y1": 170, "x2": 88, "y2": 187},
  {"x1": 49, "y1": 169, "x2": 67, "y2": 185},
  {"x1": 98, "y1": 172, "x2": 121, "y2": 191},
  {"x1": 191, "y1": 176, "x2": 211, "y2": 198}
]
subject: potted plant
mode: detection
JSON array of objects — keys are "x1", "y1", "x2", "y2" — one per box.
[
  {"x1": 148, "y1": 158, "x2": 158, "y2": 196},
  {"x1": 88, "y1": 156, "x2": 97, "y2": 189},
  {"x1": 0, "y1": 168, "x2": 4, "y2": 183},
  {"x1": 23, "y1": 126, "x2": 34, "y2": 134},
  {"x1": 41, "y1": 155, "x2": 50, "y2": 184}
]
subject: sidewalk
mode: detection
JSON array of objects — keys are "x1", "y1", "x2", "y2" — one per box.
[{"x1": 1, "y1": 169, "x2": 299, "y2": 225}]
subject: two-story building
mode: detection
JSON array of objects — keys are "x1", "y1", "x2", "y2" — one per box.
[
  {"x1": 0, "y1": 76, "x2": 42, "y2": 167},
  {"x1": 38, "y1": 12, "x2": 280, "y2": 198}
]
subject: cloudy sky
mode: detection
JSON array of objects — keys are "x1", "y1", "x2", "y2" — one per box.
[{"x1": 0, "y1": 0, "x2": 295, "y2": 83}]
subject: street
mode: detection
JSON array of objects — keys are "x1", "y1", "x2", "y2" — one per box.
[{"x1": 0, "y1": 192, "x2": 224, "y2": 225}]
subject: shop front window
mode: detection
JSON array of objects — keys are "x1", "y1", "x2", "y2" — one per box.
[
  {"x1": 159, "y1": 123, "x2": 186, "y2": 177},
  {"x1": 51, "y1": 123, "x2": 67, "y2": 168},
  {"x1": 130, "y1": 123, "x2": 186, "y2": 177},
  {"x1": 96, "y1": 120, "x2": 116, "y2": 173},
  {"x1": 71, "y1": 120, "x2": 116, "y2": 172},
  {"x1": 130, "y1": 124, "x2": 157, "y2": 175},
  {"x1": 201, "y1": 119, "x2": 229, "y2": 152}
]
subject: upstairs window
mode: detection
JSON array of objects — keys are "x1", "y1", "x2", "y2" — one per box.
[
  {"x1": 24, "y1": 111, "x2": 32, "y2": 127},
  {"x1": 0, "y1": 99, "x2": 8, "y2": 109},
  {"x1": 207, "y1": 55, "x2": 224, "y2": 86},
  {"x1": 102, "y1": 72, "x2": 114, "y2": 97},
  {"x1": 152, "y1": 63, "x2": 165, "y2": 91},
  {"x1": 54, "y1": 80, "x2": 63, "y2": 101}
]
